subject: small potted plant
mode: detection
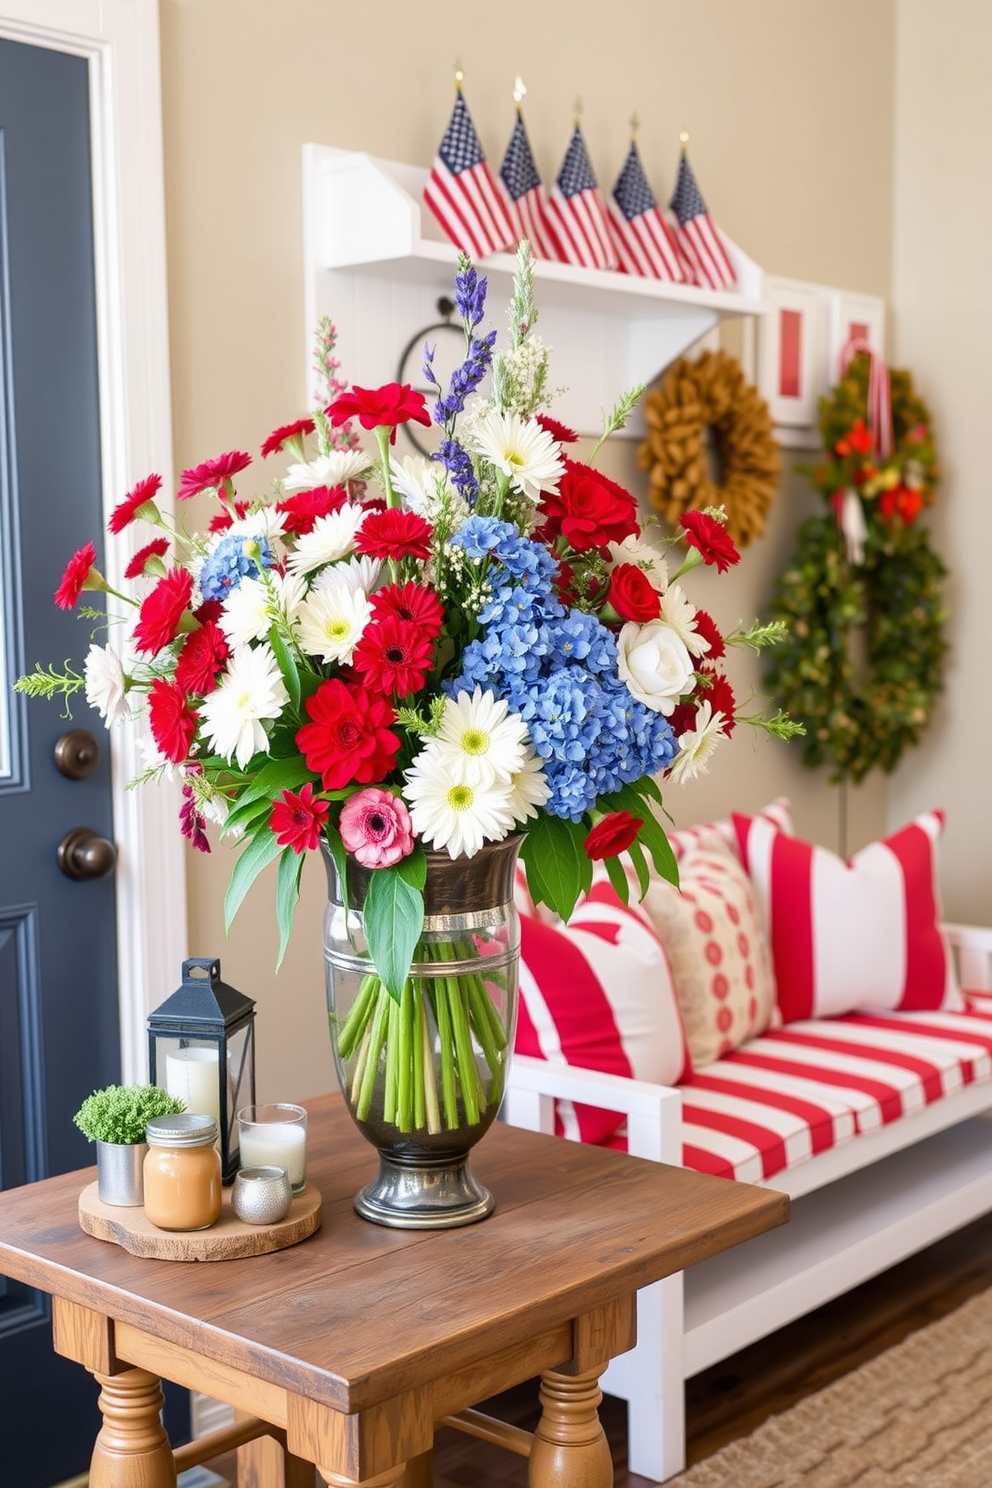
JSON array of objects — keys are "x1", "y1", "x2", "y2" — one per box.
[{"x1": 74, "y1": 1084, "x2": 185, "y2": 1206}]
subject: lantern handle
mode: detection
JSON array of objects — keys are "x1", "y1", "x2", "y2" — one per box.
[{"x1": 182, "y1": 957, "x2": 222, "y2": 984}]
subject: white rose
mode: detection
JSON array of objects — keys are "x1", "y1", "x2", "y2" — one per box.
[{"x1": 616, "y1": 620, "x2": 696, "y2": 715}]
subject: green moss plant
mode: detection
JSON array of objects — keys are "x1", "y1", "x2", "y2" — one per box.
[{"x1": 73, "y1": 1084, "x2": 185, "y2": 1146}]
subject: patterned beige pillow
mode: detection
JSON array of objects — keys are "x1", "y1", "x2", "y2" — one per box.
[{"x1": 638, "y1": 839, "x2": 776, "y2": 1068}]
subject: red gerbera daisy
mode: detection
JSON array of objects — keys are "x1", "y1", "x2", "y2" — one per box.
[
  {"x1": 680, "y1": 511, "x2": 740, "y2": 574},
  {"x1": 108, "y1": 473, "x2": 163, "y2": 534},
  {"x1": 296, "y1": 678, "x2": 401, "y2": 791},
  {"x1": 327, "y1": 383, "x2": 431, "y2": 444},
  {"x1": 355, "y1": 509, "x2": 432, "y2": 562},
  {"x1": 370, "y1": 582, "x2": 444, "y2": 636},
  {"x1": 691, "y1": 608, "x2": 725, "y2": 660},
  {"x1": 147, "y1": 677, "x2": 198, "y2": 764},
  {"x1": 54, "y1": 542, "x2": 99, "y2": 609},
  {"x1": 124, "y1": 537, "x2": 171, "y2": 581},
  {"x1": 133, "y1": 567, "x2": 194, "y2": 655},
  {"x1": 270, "y1": 782, "x2": 330, "y2": 854},
  {"x1": 260, "y1": 416, "x2": 316, "y2": 459},
  {"x1": 174, "y1": 621, "x2": 230, "y2": 696},
  {"x1": 177, "y1": 450, "x2": 251, "y2": 501},
  {"x1": 276, "y1": 485, "x2": 348, "y2": 536},
  {"x1": 352, "y1": 616, "x2": 435, "y2": 697}
]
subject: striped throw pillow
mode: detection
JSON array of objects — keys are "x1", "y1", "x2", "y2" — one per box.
[
  {"x1": 732, "y1": 808, "x2": 962, "y2": 1024},
  {"x1": 668, "y1": 796, "x2": 793, "y2": 863}
]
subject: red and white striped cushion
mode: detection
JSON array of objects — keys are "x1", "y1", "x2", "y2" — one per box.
[
  {"x1": 732, "y1": 808, "x2": 962, "y2": 1024},
  {"x1": 668, "y1": 796, "x2": 793, "y2": 864},
  {"x1": 515, "y1": 881, "x2": 691, "y2": 1145}
]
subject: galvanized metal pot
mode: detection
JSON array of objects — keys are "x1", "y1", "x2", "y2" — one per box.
[{"x1": 96, "y1": 1140, "x2": 148, "y2": 1206}]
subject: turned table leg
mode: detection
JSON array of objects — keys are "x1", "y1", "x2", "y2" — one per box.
[
  {"x1": 88, "y1": 1367, "x2": 177, "y2": 1488},
  {"x1": 317, "y1": 1467, "x2": 410, "y2": 1488},
  {"x1": 528, "y1": 1365, "x2": 613, "y2": 1488}
]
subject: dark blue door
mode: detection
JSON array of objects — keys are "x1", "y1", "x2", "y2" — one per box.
[{"x1": 0, "y1": 37, "x2": 121, "y2": 1487}]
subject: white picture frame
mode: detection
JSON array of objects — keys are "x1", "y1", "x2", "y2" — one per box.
[
  {"x1": 828, "y1": 290, "x2": 886, "y2": 381},
  {"x1": 758, "y1": 275, "x2": 823, "y2": 434}
]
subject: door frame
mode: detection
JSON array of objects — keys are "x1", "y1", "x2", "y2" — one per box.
[{"x1": 0, "y1": 0, "x2": 186, "y2": 1081}]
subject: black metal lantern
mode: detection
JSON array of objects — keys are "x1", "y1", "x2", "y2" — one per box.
[{"x1": 147, "y1": 957, "x2": 256, "y2": 1183}]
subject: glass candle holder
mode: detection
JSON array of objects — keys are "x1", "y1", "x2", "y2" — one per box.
[{"x1": 237, "y1": 1104, "x2": 307, "y2": 1193}]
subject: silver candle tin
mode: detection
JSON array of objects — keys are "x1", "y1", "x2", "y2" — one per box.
[{"x1": 231, "y1": 1165, "x2": 293, "y2": 1225}]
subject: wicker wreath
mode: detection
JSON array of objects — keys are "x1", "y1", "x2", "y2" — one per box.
[{"x1": 638, "y1": 349, "x2": 781, "y2": 548}]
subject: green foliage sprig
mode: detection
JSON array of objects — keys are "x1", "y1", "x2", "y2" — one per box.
[{"x1": 73, "y1": 1084, "x2": 185, "y2": 1145}]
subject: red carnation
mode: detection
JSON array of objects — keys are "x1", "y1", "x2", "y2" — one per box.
[
  {"x1": 536, "y1": 414, "x2": 579, "y2": 444},
  {"x1": 276, "y1": 485, "x2": 347, "y2": 536},
  {"x1": 124, "y1": 537, "x2": 171, "y2": 581},
  {"x1": 177, "y1": 450, "x2": 251, "y2": 501},
  {"x1": 699, "y1": 668, "x2": 737, "y2": 736},
  {"x1": 194, "y1": 598, "x2": 224, "y2": 626},
  {"x1": 327, "y1": 383, "x2": 431, "y2": 444},
  {"x1": 608, "y1": 563, "x2": 662, "y2": 623},
  {"x1": 108, "y1": 473, "x2": 163, "y2": 534},
  {"x1": 680, "y1": 511, "x2": 740, "y2": 574},
  {"x1": 370, "y1": 582, "x2": 444, "y2": 637},
  {"x1": 539, "y1": 458, "x2": 639, "y2": 552},
  {"x1": 692, "y1": 608, "x2": 725, "y2": 659},
  {"x1": 54, "y1": 542, "x2": 99, "y2": 609},
  {"x1": 175, "y1": 621, "x2": 230, "y2": 696},
  {"x1": 260, "y1": 416, "x2": 316, "y2": 458},
  {"x1": 352, "y1": 616, "x2": 435, "y2": 697},
  {"x1": 296, "y1": 678, "x2": 401, "y2": 791},
  {"x1": 668, "y1": 699, "x2": 698, "y2": 738},
  {"x1": 270, "y1": 782, "x2": 330, "y2": 854},
  {"x1": 355, "y1": 508, "x2": 433, "y2": 561},
  {"x1": 147, "y1": 678, "x2": 198, "y2": 764},
  {"x1": 133, "y1": 567, "x2": 194, "y2": 654},
  {"x1": 585, "y1": 810, "x2": 643, "y2": 860}
]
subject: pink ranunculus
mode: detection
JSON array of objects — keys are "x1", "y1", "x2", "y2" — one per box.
[{"x1": 339, "y1": 788, "x2": 415, "y2": 868}]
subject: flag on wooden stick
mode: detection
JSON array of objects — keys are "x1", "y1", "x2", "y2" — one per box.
[
  {"x1": 667, "y1": 141, "x2": 737, "y2": 291},
  {"x1": 498, "y1": 87, "x2": 557, "y2": 259},
  {"x1": 607, "y1": 137, "x2": 684, "y2": 282},
  {"x1": 545, "y1": 124, "x2": 616, "y2": 271},
  {"x1": 423, "y1": 87, "x2": 513, "y2": 260}
]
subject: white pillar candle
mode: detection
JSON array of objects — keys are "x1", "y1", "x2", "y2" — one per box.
[
  {"x1": 238, "y1": 1121, "x2": 307, "y2": 1190},
  {"x1": 165, "y1": 1048, "x2": 222, "y2": 1131}
]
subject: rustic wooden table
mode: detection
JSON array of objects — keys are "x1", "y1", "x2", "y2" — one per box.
[{"x1": 0, "y1": 1094, "x2": 787, "y2": 1488}]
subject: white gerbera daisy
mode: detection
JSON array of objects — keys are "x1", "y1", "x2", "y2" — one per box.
[
  {"x1": 312, "y1": 554, "x2": 383, "y2": 595},
  {"x1": 608, "y1": 534, "x2": 670, "y2": 595},
  {"x1": 287, "y1": 504, "x2": 366, "y2": 576},
  {"x1": 228, "y1": 505, "x2": 288, "y2": 546},
  {"x1": 84, "y1": 643, "x2": 130, "y2": 727},
  {"x1": 434, "y1": 687, "x2": 530, "y2": 787},
  {"x1": 282, "y1": 449, "x2": 373, "y2": 492},
  {"x1": 404, "y1": 745, "x2": 517, "y2": 859},
  {"x1": 219, "y1": 571, "x2": 306, "y2": 649},
  {"x1": 504, "y1": 748, "x2": 551, "y2": 825},
  {"x1": 468, "y1": 410, "x2": 565, "y2": 502},
  {"x1": 294, "y1": 585, "x2": 372, "y2": 665},
  {"x1": 199, "y1": 644, "x2": 288, "y2": 770},
  {"x1": 667, "y1": 701, "x2": 726, "y2": 785},
  {"x1": 660, "y1": 584, "x2": 711, "y2": 658}
]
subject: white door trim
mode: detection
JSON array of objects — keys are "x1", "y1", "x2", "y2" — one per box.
[{"x1": 0, "y1": 0, "x2": 187, "y2": 1080}]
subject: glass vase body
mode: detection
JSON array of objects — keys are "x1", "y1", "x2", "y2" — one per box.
[{"x1": 322, "y1": 835, "x2": 521, "y2": 1229}]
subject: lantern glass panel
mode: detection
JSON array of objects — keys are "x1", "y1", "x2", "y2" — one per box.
[
  {"x1": 152, "y1": 1034, "x2": 225, "y2": 1133},
  {"x1": 226, "y1": 1023, "x2": 255, "y2": 1168}
]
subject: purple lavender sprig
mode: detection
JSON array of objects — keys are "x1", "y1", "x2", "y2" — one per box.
[
  {"x1": 434, "y1": 438, "x2": 478, "y2": 501},
  {"x1": 454, "y1": 261, "x2": 488, "y2": 329}
]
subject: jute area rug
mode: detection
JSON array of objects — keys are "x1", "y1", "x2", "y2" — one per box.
[{"x1": 672, "y1": 1286, "x2": 992, "y2": 1487}]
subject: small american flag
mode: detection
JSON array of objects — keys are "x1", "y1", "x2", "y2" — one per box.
[
  {"x1": 545, "y1": 126, "x2": 616, "y2": 272},
  {"x1": 423, "y1": 91, "x2": 513, "y2": 260},
  {"x1": 498, "y1": 110, "x2": 556, "y2": 260},
  {"x1": 668, "y1": 148, "x2": 737, "y2": 291},
  {"x1": 607, "y1": 140, "x2": 684, "y2": 282}
]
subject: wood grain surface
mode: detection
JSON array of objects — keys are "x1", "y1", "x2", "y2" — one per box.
[{"x1": 77, "y1": 1182, "x2": 322, "y2": 1261}]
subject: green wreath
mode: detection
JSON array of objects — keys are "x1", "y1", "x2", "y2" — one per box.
[{"x1": 765, "y1": 356, "x2": 948, "y2": 784}]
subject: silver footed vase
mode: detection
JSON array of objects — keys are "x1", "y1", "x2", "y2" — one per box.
[{"x1": 322, "y1": 835, "x2": 521, "y2": 1229}]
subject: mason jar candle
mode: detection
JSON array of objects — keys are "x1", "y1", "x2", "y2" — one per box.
[{"x1": 143, "y1": 1113, "x2": 222, "y2": 1231}]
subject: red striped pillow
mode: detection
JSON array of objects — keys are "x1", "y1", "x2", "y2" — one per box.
[
  {"x1": 668, "y1": 796, "x2": 793, "y2": 863},
  {"x1": 732, "y1": 808, "x2": 963, "y2": 1024},
  {"x1": 515, "y1": 881, "x2": 691, "y2": 1143}
]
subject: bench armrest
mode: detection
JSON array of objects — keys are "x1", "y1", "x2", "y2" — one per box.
[
  {"x1": 504, "y1": 1055, "x2": 682, "y2": 1164},
  {"x1": 944, "y1": 922, "x2": 992, "y2": 991}
]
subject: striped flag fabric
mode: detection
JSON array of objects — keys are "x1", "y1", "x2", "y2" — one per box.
[
  {"x1": 545, "y1": 125, "x2": 617, "y2": 272},
  {"x1": 607, "y1": 139, "x2": 684, "y2": 282},
  {"x1": 667, "y1": 147, "x2": 737, "y2": 291},
  {"x1": 498, "y1": 109, "x2": 557, "y2": 259},
  {"x1": 423, "y1": 90, "x2": 514, "y2": 260}
]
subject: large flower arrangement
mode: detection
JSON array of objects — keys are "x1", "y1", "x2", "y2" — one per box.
[{"x1": 19, "y1": 245, "x2": 795, "y2": 1003}]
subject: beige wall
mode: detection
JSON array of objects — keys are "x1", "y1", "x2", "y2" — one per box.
[
  {"x1": 159, "y1": 0, "x2": 896, "y2": 1100},
  {"x1": 889, "y1": 0, "x2": 992, "y2": 925}
]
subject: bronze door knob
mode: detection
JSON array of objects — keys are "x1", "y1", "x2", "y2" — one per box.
[
  {"x1": 57, "y1": 827, "x2": 117, "y2": 880},
  {"x1": 54, "y1": 728, "x2": 101, "y2": 779}
]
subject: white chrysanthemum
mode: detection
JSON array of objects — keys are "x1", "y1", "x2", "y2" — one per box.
[
  {"x1": 312, "y1": 554, "x2": 383, "y2": 595},
  {"x1": 389, "y1": 454, "x2": 471, "y2": 530},
  {"x1": 228, "y1": 506, "x2": 288, "y2": 546},
  {"x1": 608, "y1": 534, "x2": 670, "y2": 595},
  {"x1": 139, "y1": 734, "x2": 179, "y2": 781},
  {"x1": 667, "y1": 701, "x2": 726, "y2": 785},
  {"x1": 467, "y1": 410, "x2": 565, "y2": 502},
  {"x1": 404, "y1": 745, "x2": 517, "y2": 859},
  {"x1": 282, "y1": 449, "x2": 373, "y2": 492},
  {"x1": 199, "y1": 644, "x2": 288, "y2": 770},
  {"x1": 84, "y1": 644, "x2": 130, "y2": 727},
  {"x1": 294, "y1": 585, "x2": 372, "y2": 665},
  {"x1": 287, "y1": 504, "x2": 366, "y2": 575},
  {"x1": 434, "y1": 687, "x2": 530, "y2": 787},
  {"x1": 616, "y1": 619, "x2": 696, "y2": 715},
  {"x1": 661, "y1": 584, "x2": 710, "y2": 658},
  {"x1": 505, "y1": 748, "x2": 551, "y2": 825},
  {"x1": 219, "y1": 571, "x2": 306, "y2": 648}
]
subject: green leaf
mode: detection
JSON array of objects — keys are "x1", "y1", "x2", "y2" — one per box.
[
  {"x1": 222, "y1": 793, "x2": 277, "y2": 837},
  {"x1": 394, "y1": 842, "x2": 427, "y2": 892},
  {"x1": 227, "y1": 756, "x2": 314, "y2": 813},
  {"x1": 364, "y1": 868, "x2": 424, "y2": 1001},
  {"x1": 626, "y1": 837, "x2": 651, "y2": 901},
  {"x1": 603, "y1": 853, "x2": 630, "y2": 905},
  {"x1": 275, "y1": 847, "x2": 305, "y2": 969},
  {"x1": 520, "y1": 815, "x2": 587, "y2": 922},
  {"x1": 600, "y1": 781, "x2": 679, "y2": 887},
  {"x1": 268, "y1": 622, "x2": 301, "y2": 713},
  {"x1": 224, "y1": 827, "x2": 284, "y2": 932}
]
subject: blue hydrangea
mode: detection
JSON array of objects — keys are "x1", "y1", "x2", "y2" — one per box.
[{"x1": 198, "y1": 533, "x2": 273, "y2": 601}]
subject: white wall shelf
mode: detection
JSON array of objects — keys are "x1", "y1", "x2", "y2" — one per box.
[{"x1": 303, "y1": 145, "x2": 769, "y2": 438}]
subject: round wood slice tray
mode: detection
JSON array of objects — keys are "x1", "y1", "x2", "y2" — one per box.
[{"x1": 78, "y1": 1181, "x2": 322, "y2": 1261}]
